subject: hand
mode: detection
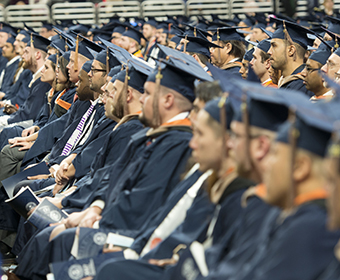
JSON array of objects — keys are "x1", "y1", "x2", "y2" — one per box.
[
  {"x1": 8, "y1": 136, "x2": 26, "y2": 145},
  {"x1": 78, "y1": 207, "x2": 102, "y2": 228},
  {"x1": 50, "y1": 211, "x2": 87, "y2": 229},
  {"x1": 148, "y1": 257, "x2": 178, "y2": 267},
  {"x1": 22, "y1": 126, "x2": 38, "y2": 137},
  {"x1": 0, "y1": 92, "x2": 5, "y2": 100},
  {"x1": 52, "y1": 181, "x2": 67, "y2": 196},
  {"x1": 0, "y1": 101, "x2": 5, "y2": 108},
  {"x1": 45, "y1": 196, "x2": 63, "y2": 209},
  {"x1": 102, "y1": 244, "x2": 123, "y2": 254},
  {"x1": 27, "y1": 174, "x2": 50, "y2": 180},
  {"x1": 4, "y1": 104, "x2": 18, "y2": 114},
  {"x1": 10, "y1": 141, "x2": 33, "y2": 151},
  {"x1": 55, "y1": 162, "x2": 70, "y2": 186}
]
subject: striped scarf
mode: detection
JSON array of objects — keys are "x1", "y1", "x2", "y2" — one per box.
[{"x1": 61, "y1": 101, "x2": 96, "y2": 156}]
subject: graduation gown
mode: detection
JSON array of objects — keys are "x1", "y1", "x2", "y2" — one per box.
[
  {"x1": 0, "y1": 56, "x2": 20, "y2": 95},
  {"x1": 4, "y1": 68, "x2": 32, "y2": 107},
  {"x1": 278, "y1": 64, "x2": 314, "y2": 97},
  {"x1": 61, "y1": 116, "x2": 144, "y2": 210},
  {"x1": 16, "y1": 119, "x2": 193, "y2": 280},
  {"x1": 317, "y1": 257, "x2": 340, "y2": 280},
  {"x1": 7, "y1": 77, "x2": 51, "y2": 125},
  {"x1": 21, "y1": 100, "x2": 91, "y2": 169},
  {"x1": 220, "y1": 60, "x2": 242, "y2": 77}
]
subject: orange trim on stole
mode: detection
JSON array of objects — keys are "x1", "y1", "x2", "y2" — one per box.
[
  {"x1": 254, "y1": 183, "x2": 267, "y2": 198},
  {"x1": 262, "y1": 80, "x2": 278, "y2": 88},
  {"x1": 161, "y1": 118, "x2": 192, "y2": 127},
  {"x1": 55, "y1": 89, "x2": 72, "y2": 110},
  {"x1": 294, "y1": 188, "x2": 328, "y2": 206}
]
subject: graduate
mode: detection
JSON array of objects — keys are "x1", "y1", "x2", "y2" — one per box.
[
  {"x1": 0, "y1": 22, "x2": 17, "y2": 77},
  {"x1": 118, "y1": 26, "x2": 145, "y2": 59},
  {"x1": 0, "y1": 33, "x2": 51, "y2": 129},
  {"x1": 268, "y1": 18, "x2": 314, "y2": 96},
  {"x1": 239, "y1": 48, "x2": 254, "y2": 79},
  {"x1": 301, "y1": 41, "x2": 334, "y2": 101},
  {"x1": 209, "y1": 27, "x2": 246, "y2": 77},
  {"x1": 13, "y1": 47, "x2": 212, "y2": 280},
  {"x1": 0, "y1": 29, "x2": 32, "y2": 110},
  {"x1": 0, "y1": 36, "x2": 21, "y2": 95},
  {"x1": 249, "y1": 39, "x2": 277, "y2": 87}
]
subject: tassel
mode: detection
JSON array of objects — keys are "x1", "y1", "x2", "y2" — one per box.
[
  {"x1": 288, "y1": 107, "x2": 299, "y2": 209},
  {"x1": 106, "y1": 47, "x2": 110, "y2": 75},
  {"x1": 74, "y1": 34, "x2": 79, "y2": 72},
  {"x1": 152, "y1": 62, "x2": 163, "y2": 127},
  {"x1": 194, "y1": 27, "x2": 197, "y2": 37},
  {"x1": 218, "y1": 93, "x2": 228, "y2": 162},
  {"x1": 217, "y1": 28, "x2": 221, "y2": 65},
  {"x1": 241, "y1": 94, "x2": 252, "y2": 171},
  {"x1": 30, "y1": 33, "x2": 36, "y2": 67},
  {"x1": 122, "y1": 63, "x2": 130, "y2": 116},
  {"x1": 183, "y1": 35, "x2": 188, "y2": 53}
]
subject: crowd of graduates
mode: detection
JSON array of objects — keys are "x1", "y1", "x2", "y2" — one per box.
[{"x1": 0, "y1": 5, "x2": 339, "y2": 280}]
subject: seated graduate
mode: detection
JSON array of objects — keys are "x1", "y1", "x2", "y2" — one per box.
[
  {"x1": 0, "y1": 29, "x2": 32, "y2": 110},
  {"x1": 301, "y1": 41, "x2": 334, "y2": 101},
  {"x1": 209, "y1": 27, "x2": 246, "y2": 77},
  {"x1": 36, "y1": 80, "x2": 223, "y2": 280},
  {"x1": 0, "y1": 33, "x2": 52, "y2": 130},
  {"x1": 317, "y1": 127, "x2": 340, "y2": 280},
  {"x1": 45, "y1": 59, "x2": 153, "y2": 209},
  {"x1": 239, "y1": 48, "x2": 254, "y2": 79},
  {"x1": 201, "y1": 90, "x2": 340, "y2": 280},
  {"x1": 13, "y1": 47, "x2": 212, "y2": 280}
]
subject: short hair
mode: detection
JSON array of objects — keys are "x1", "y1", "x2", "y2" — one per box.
[
  {"x1": 187, "y1": 52, "x2": 210, "y2": 66},
  {"x1": 195, "y1": 81, "x2": 223, "y2": 102},
  {"x1": 260, "y1": 49, "x2": 271, "y2": 63},
  {"x1": 160, "y1": 85, "x2": 193, "y2": 112},
  {"x1": 221, "y1": 40, "x2": 246, "y2": 59},
  {"x1": 284, "y1": 40, "x2": 306, "y2": 60}
]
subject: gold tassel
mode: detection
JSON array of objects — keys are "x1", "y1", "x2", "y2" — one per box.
[
  {"x1": 30, "y1": 33, "x2": 36, "y2": 67},
  {"x1": 122, "y1": 63, "x2": 130, "y2": 116},
  {"x1": 152, "y1": 62, "x2": 163, "y2": 127},
  {"x1": 106, "y1": 47, "x2": 110, "y2": 75},
  {"x1": 241, "y1": 94, "x2": 252, "y2": 171},
  {"x1": 217, "y1": 28, "x2": 221, "y2": 65},
  {"x1": 194, "y1": 27, "x2": 197, "y2": 37},
  {"x1": 288, "y1": 108, "x2": 299, "y2": 209},
  {"x1": 183, "y1": 35, "x2": 188, "y2": 53},
  {"x1": 74, "y1": 34, "x2": 79, "y2": 72}
]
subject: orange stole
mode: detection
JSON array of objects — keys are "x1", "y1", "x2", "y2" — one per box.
[
  {"x1": 262, "y1": 80, "x2": 277, "y2": 88},
  {"x1": 55, "y1": 89, "x2": 72, "y2": 110},
  {"x1": 294, "y1": 188, "x2": 328, "y2": 206},
  {"x1": 133, "y1": 50, "x2": 144, "y2": 59}
]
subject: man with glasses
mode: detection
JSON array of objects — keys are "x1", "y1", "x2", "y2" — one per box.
[
  {"x1": 301, "y1": 42, "x2": 333, "y2": 101},
  {"x1": 321, "y1": 45, "x2": 340, "y2": 84}
]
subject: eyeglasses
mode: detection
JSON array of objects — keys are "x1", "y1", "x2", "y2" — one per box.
[
  {"x1": 326, "y1": 60, "x2": 340, "y2": 69},
  {"x1": 90, "y1": 68, "x2": 106, "y2": 74},
  {"x1": 305, "y1": 66, "x2": 319, "y2": 74}
]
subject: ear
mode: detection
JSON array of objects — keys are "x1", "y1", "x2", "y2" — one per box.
[
  {"x1": 252, "y1": 135, "x2": 271, "y2": 161},
  {"x1": 192, "y1": 54, "x2": 200, "y2": 63},
  {"x1": 293, "y1": 154, "x2": 312, "y2": 182},
  {"x1": 126, "y1": 87, "x2": 133, "y2": 103},
  {"x1": 287, "y1": 44, "x2": 296, "y2": 58},
  {"x1": 224, "y1": 42, "x2": 233, "y2": 54},
  {"x1": 162, "y1": 92, "x2": 175, "y2": 109},
  {"x1": 35, "y1": 50, "x2": 41, "y2": 60},
  {"x1": 265, "y1": 58, "x2": 271, "y2": 70}
]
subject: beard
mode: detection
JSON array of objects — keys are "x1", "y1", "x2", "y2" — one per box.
[
  {"x1": 111, "y1": 91, "x2": 126, "y2": 119},
  {"x1": 22, "y1": 59, "x2": 30, "y2": 69}
]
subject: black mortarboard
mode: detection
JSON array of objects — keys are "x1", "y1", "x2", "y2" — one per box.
[
  {"x1": 211, "y1": 27, "x2": 245, "y2": 41},
  {"x1": 121, "y1": 26, "x2": 145, "y2": 45},
  {"x1": 41, "y1": 22, "x2": 53, "y2": 31},
  {"x1": 0, "y1": 22, "x2": 18, "y2": 37},
  {"x1": 147, "y1": 44, "x2": 213, "y2": 102},
  {"x1": 325, "y1": 16, "x2": 340, "y2": 35},
  {"x1": 99, "y1": 38, "x2": 131, "y2": 64},
  {"x1": 180, "y1": 35, "x2": 221, "y2": 57},
  {"x1": 271, "y1": 18, "x2": 316, "y2": 49},
  {"x1": 309, "y1": 41, "x2": 333, "y2": 65},
  {"x1": 116, "y1": 58, "x2": 154, "y2": 93},
  {"x1": 27, "y1": 33, "x2": 51, "y2": 53},
  {"x1": 243, "y1": 48, "x2": 255, "y2": 61},
  {"x1": 144, "y1": 17, "x2": 158, "y2": 28}
]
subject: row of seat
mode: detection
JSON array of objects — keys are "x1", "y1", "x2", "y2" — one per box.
[{"x1": 0, "y1": 0, "x2": 328, "y2": 31}]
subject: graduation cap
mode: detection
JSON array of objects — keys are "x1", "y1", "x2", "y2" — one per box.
[
  {"x1": 0, "y1": 22, "x2": 18, "y2": 37},
  {"x1": 81, "y1": 59, "x2": 93, "y2": 74},
  {"x1": 41, "y1": 21, "x2": 53, "y2": 31},
  {"x1": 68, "y1": 22, "x2": 92, "y2": 36},
  {"x1": 6, "y1": 36, "x2": 15, "y2": 45},
  {"x1": 61, "y1": 50, "x2": 71, "y2": 63},
  {"x1": 240, "y1": 15, "x2": 256, "y2": 27},
  {"x1": 271, "y1": 18, "x2": 316, "y2": 50},
  {"x1": 108, "y1": 65, "x2": 122, "y2": 79},
  {"x1": 180, "y1": 35, "x2": 221, "y2": 57},
  {"x1": 115, "y1": 58, "x2": 154, "y2": 93},
  {"x1": 144, "y1": 17, "x2": 158, "y2": 28},
  {"x1": 92, "y1": 30, "x2": 112, "y2": 42},
  {"x1": 260, "y1": 27, "x2": 273, "y2": 38},
  {"x1": 53, "y1": 26, "x2": 76, "y2": 52},
  {"x1": 27, "y1": 33, "x2": 51, "y2": 53},
  {"x1": 325, "y1": 16, "x2": 340, "y2": 35},
  {"x1": 99, "y1": 37, "x2": 132, "y2": 64},
  {"x1": 211, "y1": 27, "x2": 245, "y2": 42},
  {"x1": 71, "y1": 32, "x2": 104, "y2": 59},
  {"x1": 93, "y1": 49, "x2": 120, "y2": 74},
  {"x1": 157, "y1": 21, "x2": 168, "y2": 31},
  {"x1": 183, "y1": 24, "x2": 211, "y2": 39},
  {"x1": 23, "y1": 23, "x2": 36, "y2": 34},
  {"x1": 147, "y1": 44, "x2": 213, "y2": 103},
  {"x1": 256, "y1": 39, "x2": 271, "y2": 53},
  {"x1": 276, "y1": 103, "x2": 335, "y2": 157},
  {"x1": 47, "y1": 53, "x2": 57, "y2": 64},
  {"x1": 121, "y1": 26, "x2": 145, "y2": 45},
  {"x1": 18, "y1": 29, "x2": 30, "y2": 44},
  {"x1": 309, "y1": 41, "x2": 333, "y2": 65},
  {"x1": 243, "y1": 48, "x2": 255, "y2": 62}
]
